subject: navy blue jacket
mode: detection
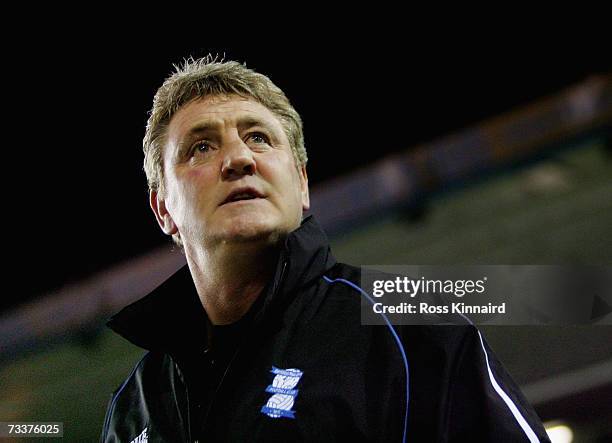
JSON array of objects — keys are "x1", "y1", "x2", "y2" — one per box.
[{"x1": 100, "y1": 215, "x2": 550, "y2": 442}]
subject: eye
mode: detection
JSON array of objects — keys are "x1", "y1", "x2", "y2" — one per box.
[
  {"x1": 248, "y1": 132, "x2": 269, "y2": 144},
  {"x1": 191, "y1": 140, "x2": 212, "y2": 154}
]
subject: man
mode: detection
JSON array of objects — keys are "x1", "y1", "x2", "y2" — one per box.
[{"x1": 100, "y1": 57, "x2": 550, "y2": 442}]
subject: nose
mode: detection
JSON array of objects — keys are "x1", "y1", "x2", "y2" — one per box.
[{"x1": 220, "y1": 139, "x2": 257, "y2": 180}]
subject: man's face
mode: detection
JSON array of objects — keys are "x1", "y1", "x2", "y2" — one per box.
[{"x1": 151, "y1": 94, "x2": 309, "y2": 249}]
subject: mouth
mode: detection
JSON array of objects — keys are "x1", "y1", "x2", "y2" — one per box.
[{"x1": 220, "y1": 187, "x2": 266, "y2": 206}]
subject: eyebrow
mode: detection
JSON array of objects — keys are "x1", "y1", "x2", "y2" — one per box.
[
  {"x1": 176, "y1": 116, "x2": 280, "y2": 155},
  {"x1": 236, "y1": 116, "x2": 278, "y2": 134}
]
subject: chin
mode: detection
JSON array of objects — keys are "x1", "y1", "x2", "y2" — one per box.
[{"x1": 216, "y1": 217, "x2": 284, "y2": 244}]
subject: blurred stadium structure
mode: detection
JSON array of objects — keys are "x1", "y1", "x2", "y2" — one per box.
[{"x1": 0, "y1": 75, "x2": 610, "y2": 441}]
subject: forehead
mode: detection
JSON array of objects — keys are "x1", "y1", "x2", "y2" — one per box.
[{"x1": 167, "y1": 94, "x2": 284, "y2": 142}]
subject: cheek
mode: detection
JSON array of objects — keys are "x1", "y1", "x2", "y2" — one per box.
[
  {"x1": 182, "y1": 167, "x2": 212, "y2": 186},
  {"x1": 169, "y1": 167, "x2": 217, "y2": 215},
  {"x1": 263, "y1": 151, "x2": 298, "y2": 184},
  {"x1": 265, "y1": 162, "x2": 301, "y2": 203},
  {"x1": 282, "y1": 167, "x2": 304, "y2": 208}
]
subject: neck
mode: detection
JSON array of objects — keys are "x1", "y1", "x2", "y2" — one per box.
[{"x1": 185, "y1": 238, "x2": 282, "y2": 325}]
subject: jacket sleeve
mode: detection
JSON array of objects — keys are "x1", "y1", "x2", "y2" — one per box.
[
  {"x1": 99, "y1": 392, "x2": 116, "y2": 443},
  {"x1": 445, "y1": 326, "x2": 550, "y2": 442},
  {"x1": 98, "y1": 353, "x2": 150, "y2": 443}
]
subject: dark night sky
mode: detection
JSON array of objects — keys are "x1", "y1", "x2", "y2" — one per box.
[{"x1": 4, "y1": 35, "x2": 610, "y2": 313}]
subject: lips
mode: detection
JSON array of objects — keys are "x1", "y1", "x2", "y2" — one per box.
[{"x1": 221, "y1": 187, "x2": 265, "y2": 206}]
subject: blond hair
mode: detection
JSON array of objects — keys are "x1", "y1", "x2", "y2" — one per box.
[{"x1": 143, "y1": 55, "x2": 307, "y2": 195}]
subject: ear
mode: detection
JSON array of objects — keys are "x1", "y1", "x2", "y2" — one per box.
[
  {"x1": 150, "y1": 190, "x2": 178, "y2": 236},
  {"x1": 298, "y1": 165, "x2": 310, "y2": 211}
]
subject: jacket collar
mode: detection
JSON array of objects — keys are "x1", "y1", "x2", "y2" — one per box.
[{"x1": 105, "y1": 215, "x2": 336, "y2": 354}]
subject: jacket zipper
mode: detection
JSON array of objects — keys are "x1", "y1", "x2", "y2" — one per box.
[{"x1": 187, "y1": 258, "x2": 288, "y2": 442}]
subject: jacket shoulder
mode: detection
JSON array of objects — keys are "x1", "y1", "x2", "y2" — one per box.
[
  {"x1": 321, "y1": 261, "x2": 362, "y2": 290},
  {"x1": 317, "y1": 264, "x2": 549, "y2": 441}
]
